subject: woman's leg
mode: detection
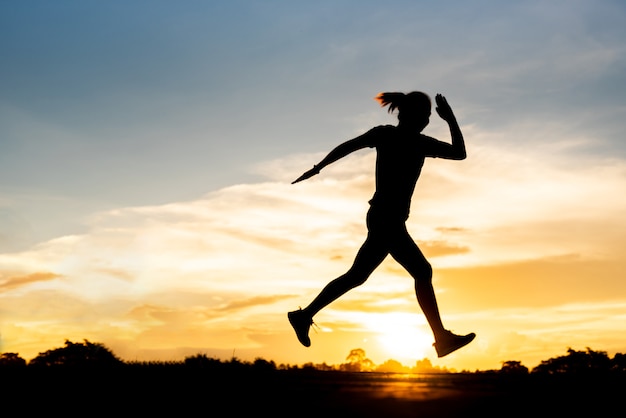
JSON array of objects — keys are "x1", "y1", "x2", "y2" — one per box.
[
  {"x1": 388, "y1": 229, "x2": 446, "y2": 338},
  {"x1": 288, "y1": 234, "x2": 387, "y2": 347},
  {"x1": 390, "y1": 228, "x2": 475, "y2": 357},
  {"x1": 302, "y1": 235, "x2": 388, "y2": 317}
]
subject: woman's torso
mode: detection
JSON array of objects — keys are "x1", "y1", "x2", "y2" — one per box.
[{"x1": 368, "y1": 126, "x2": 430, "y2": 218}]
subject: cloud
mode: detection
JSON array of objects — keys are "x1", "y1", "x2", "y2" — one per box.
[
  {"x1": 1, "y1": 136, "x2": 626, "y2": 368},
  {"x1": 215, "y1": 295, "x2": 297, "y2": 313},
  {"x1": 0, "y1": 272, "x2": 61, "y2": 292},
  {"x1": 437, "y1": 255, "x2": 626, "y2": 311}
]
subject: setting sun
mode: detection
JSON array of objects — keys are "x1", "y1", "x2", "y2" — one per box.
[{"x1": 372, "y1": 313, "x2": 432, "y2": 362}]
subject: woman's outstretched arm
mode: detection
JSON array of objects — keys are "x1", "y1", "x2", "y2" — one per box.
[{"x1": 292, "y1": 135, "x2": 373, "y2": 184}]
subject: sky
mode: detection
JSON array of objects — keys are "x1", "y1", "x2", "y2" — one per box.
[{"x1": 1, "y1": 0, "x2": 626, "y2": 371}]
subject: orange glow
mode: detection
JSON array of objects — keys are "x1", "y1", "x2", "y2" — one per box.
[
  {"x1": 373, "y1": 313, "x2": 432, "y2": 361},
  {"x1": 2, "y1": 146, "x2": 626, "y2": 371}
]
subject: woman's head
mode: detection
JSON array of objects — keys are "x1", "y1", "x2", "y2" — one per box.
[{"x1": 375, "y1": 91, "x2": 431, "y2": 131}]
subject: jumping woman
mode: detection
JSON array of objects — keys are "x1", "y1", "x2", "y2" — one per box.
[{"x1": 288, "y1": 92, "x2": 475, "y2": 358}]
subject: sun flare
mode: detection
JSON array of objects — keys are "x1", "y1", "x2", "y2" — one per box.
[{"x1": 369, "y1": 312, "x2": 432, "y2": 362}]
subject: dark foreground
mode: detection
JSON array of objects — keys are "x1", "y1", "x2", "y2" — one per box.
[{"x1": 3, "y1": 367, "x2": 624, "y2": 417}]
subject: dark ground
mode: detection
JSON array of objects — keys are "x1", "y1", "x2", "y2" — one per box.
[{"x1": 2, "y1": 367, "x2": 624, "y2": 417}]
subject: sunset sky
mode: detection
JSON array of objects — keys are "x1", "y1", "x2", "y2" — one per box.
[{"x1": 2, "y1": 0, "x2": 626, "y2": 371}]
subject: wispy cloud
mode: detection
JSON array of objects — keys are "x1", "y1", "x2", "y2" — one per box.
[
  {"x1": 0, "y1": 272, "x2": 61, "y2": 292},
  {"x1": 1, "y1": 131, "x2": 626, "y2": 368}
]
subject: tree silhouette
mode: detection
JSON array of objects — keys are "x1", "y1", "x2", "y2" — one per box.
[
  {"x1": 612, "y1": 353, "x2": 626, "y2": 373},
  {"x1": 0, "y1": 352, "x2": 27, "y2": 368},
  {"x1": 29, "y1": 339, "x2": 122, "y2": 367},
  {"x1": 375, "y1": 359, "x2": 410, "y2": 374},
  {"x1": 500, "y1": 360, "x2": 529, "y2": 375},
  {"x1": 532, "y1": 348, "x2": 611, "y2": 376},
  {"x1": 411, "y1": 358, "x2": 450, "y2": 374},
  {"x1": 341, "y1": 348, "x2": 374, "y2": 372},
  {"x1": 252, "y1": 358, "x2": 277, "y2": 372}
]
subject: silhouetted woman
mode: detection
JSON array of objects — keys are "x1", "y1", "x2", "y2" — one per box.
[{"x1": 289, "y1": 92, "x2": 475, "y2": 358}]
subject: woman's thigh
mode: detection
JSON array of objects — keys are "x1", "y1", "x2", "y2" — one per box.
[
  {"x1": 365, "y1": 206, "x2": 430, "y2": 277},
  {"x1": 348, "y1": 234, "x2": 389, "y2": 276},
  {"x1": 388, "y1": 229, "x2": 432, "y2": 279}
]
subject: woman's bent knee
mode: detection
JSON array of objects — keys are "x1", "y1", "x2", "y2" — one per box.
[{"x1": 412, "y1": 262, "x2": 433, "y2": 284}]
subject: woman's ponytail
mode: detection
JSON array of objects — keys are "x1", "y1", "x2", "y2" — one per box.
[
  {"x1": 375, "y1": 92, "x2": 406, "y2": 113},
  {"x1": 375, "y1": 91, "x2": 431, "y2": 118}
]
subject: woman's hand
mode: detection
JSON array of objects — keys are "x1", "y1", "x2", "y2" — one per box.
[
  {"x1": 292, "y1": 165, "x2": 320, "y2": 184},
  {"x1": 435, "y1": 94, "x2": 456, "y2": 123}
]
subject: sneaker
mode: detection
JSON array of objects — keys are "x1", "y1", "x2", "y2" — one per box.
[
  {"x1": 288, "y1": 309, "x2": 313, "y2": 347},
  {"x1": 433, "y1": 330, "x2": 476, "y2": 358}
]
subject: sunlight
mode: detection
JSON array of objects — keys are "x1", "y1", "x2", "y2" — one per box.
[{"x1": 369, "y1": 312, "x2": 432, "y2": 362}]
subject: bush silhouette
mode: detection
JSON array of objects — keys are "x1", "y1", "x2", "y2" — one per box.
[
  {"x1": 184, "y1": 353, "x2": 224, "y2": 370},
  {"x1": 376, "y1": 359, "x2": 410, "y2": 374},
  {"x1": 29, "y1": 339, "x2": 122, "y2": 368}
]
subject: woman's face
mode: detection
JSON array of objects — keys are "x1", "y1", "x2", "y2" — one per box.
[{"x1": 400, "y1": 106, "x2": 431, "y2": 132}]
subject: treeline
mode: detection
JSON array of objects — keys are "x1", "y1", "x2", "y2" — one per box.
[{"x1": 2, "y1": 339, "x2": 626, "y2": 377}]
